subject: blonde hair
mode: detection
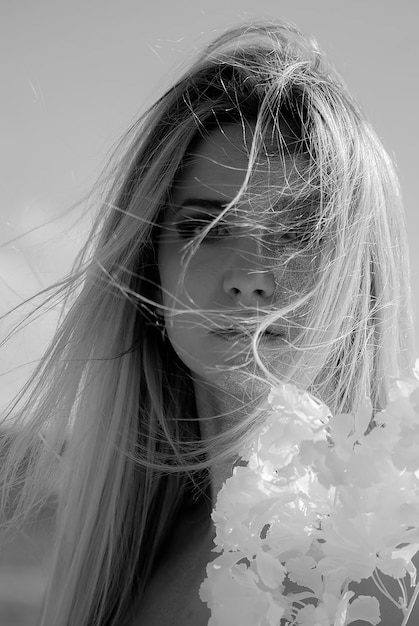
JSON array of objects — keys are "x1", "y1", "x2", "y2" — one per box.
[{"x1": 0, "y1": 19, "x2": 415, "y2": 626}]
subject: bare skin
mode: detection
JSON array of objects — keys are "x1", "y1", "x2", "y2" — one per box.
[{"x1": 131, "y1": 500, "x2": 215, "y2": 626}]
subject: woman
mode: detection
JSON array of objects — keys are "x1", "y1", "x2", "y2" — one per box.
[{"x1": 0, "y1": 19, "x2": 415, "y2": 626}]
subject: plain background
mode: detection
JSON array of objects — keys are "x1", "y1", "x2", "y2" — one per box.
[{"x1": 1, "y1": 0, "x2": 418, "y2": 412}]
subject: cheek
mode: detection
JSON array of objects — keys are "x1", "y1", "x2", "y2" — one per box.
[
  {"x1": 274, "y1": 252, "x2": 319, "y2": 300},
  {"x1": 159, "y1": 244, "x2": 222, "y2": 310},
  {"x1": 158, "y1": 243, "x2": 184, "y2": 308}
]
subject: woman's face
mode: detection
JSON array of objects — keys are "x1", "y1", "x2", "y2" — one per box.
[{"x1": 157, "y1": 123, "x2": 319, "y2": 390}]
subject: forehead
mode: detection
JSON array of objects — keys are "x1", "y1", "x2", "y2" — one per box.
[{"x1": 171, "y1": 123, "x2": 294, "y2": 206}]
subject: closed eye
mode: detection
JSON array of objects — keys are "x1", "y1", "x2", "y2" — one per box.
[
  {"x1": 175, "y1": 216, "x2": 312, "y2": 245},
  {"x1": 175, "y1": 212, "x2": 231, "y2": 241}
]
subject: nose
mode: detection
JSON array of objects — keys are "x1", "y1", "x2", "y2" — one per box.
[{"x1": 222, "y1": 238, "x2": 275, "y2": 305}]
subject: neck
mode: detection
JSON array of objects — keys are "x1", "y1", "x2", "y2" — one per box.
[{"x1": 192, "y1": 375, "x2": 267, "y2": 506}]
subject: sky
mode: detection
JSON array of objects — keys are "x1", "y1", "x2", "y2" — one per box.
[{"x1": 1, "y1": 0, "x2": 418, "y2": 412}]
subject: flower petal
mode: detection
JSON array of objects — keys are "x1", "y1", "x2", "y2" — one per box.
[{"x1": 256, "y1": 549, "x2": 286, "y2": 589}]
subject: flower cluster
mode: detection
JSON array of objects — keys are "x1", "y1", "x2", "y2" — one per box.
[{"x1": 199, "y1": 364, "x2": 419, "y2": 625}]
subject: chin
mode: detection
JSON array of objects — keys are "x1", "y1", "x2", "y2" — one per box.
[
  {"x1": 171, "y1": 336, "x2": 297, "y2": 396},
  {"x1": 193, "y1": 364, "x2": 273, "y2": 401}
]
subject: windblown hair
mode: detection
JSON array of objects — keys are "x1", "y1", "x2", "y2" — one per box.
[{"x1": 0, "y1": 19, "x2": 415, "y2": 626}]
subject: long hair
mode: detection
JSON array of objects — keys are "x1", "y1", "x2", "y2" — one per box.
[{"x1": 0, "y1": 19, "x2": 415, "y2": 626}]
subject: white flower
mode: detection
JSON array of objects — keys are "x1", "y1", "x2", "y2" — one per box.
[
  {"x1": 295, "y1": 590, "x2": 353, "y2": 626},
  {"x1": 200, "y1": 369, "x2": 419, "y2": 625}
]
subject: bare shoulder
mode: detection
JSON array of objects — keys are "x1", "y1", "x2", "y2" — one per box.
[{"x1": 130, "y1": 505, "x2": 215, "y2": 626}]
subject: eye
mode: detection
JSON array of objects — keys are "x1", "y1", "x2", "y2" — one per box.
[
  {"x1": 175, "y1": 212, "x2": 231, "y2": 241},
  {"x1": 277, "y1": 224, "x2": 312, "y2": 246},
  {"x1": 280, "y1": 230, "x2": 300, "y2": 243}
]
